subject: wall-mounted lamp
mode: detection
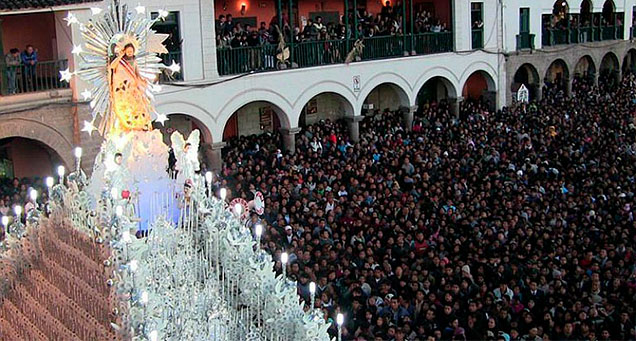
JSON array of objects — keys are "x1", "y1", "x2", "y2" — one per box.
[{"x1": 241, "y1": 3, "x2": 247, "y2": 15}]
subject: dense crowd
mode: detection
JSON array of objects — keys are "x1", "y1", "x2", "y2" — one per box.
[
  {"x1": 219, "y1": 73, "x2": 636, "y2": 340},
  {"x1": 216, "y1": 5, "x2": 449, "y2": 48}
]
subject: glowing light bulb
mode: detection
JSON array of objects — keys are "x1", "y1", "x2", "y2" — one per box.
[
  {"x1": 309, "y1": 282, "x2": 316, "y2": 294},
  {"x1": 129, "y1": 259, "x2": 138, "y2": 272},
  {"x1": 234, "y1": 203, "x2": 242, "y2": 216},
  {"x1": 140, "y1": 291, "x2": 149, "y2": 304},
  {"x1": 14, "y1": 205, "x2": 22, "y2": 217},
  {"x1": 149, "y1": 330, "x2": 158, "y2": 341},
  {"x1": 74, "y1": 146, "x2": 83, "y2": 159},
  {"x1": 46, "y1": 177, "x2": 54, "y2": 188},
  {"x1": 220, "y1": 188, "x2": 227, "y2": 200},
  {"x1": 1, "y1": 216, "x2": 8, "y2": 227},
  {"x1": 255, "y1": 224, "x2": 263, "y2": 237},
  {"x1": 29, "y1": 189, "x2": 38, "y2": 202},
  {"x1": 281, "y1": 252, "x2": 288, "y2": 265},
  {"x1": 122, "y1": 230, "x2": 132, "y2": 243},
  {"x1": 115, "y1": 205, "x2": 123, "y2": 217},
  {"x1": 111, "y1": 187, "x2": 119, "y2": 200},
  {"x1": 57, "y1": 165, "x2": 66, "y2": 178},
  {"x1": 337, "y1": 313, "x2": 344, "y2": 326},
  {"x1": 205, "y1": 171, "x2": 213, "y2": 184}
]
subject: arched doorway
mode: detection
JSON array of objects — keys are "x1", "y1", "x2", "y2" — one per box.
[
  {"x1": 222, "y1": 101, "x2": 289, "y2": 141},
  {"x1": 602, "y1": 0, "x2": 615, "y2": 26},
  {"x1": 0, "y1": 137, "x2": 61, "y2": 179},
  {"x1": 544, "y1": 59, "x2": 570, "y2": 95},
  {"x1": 0, "y1": 119, "x2": 73, "y2": 169},
  {"x1": 580, "y1": 0, "x2": 592, "y2": 26},
  {"x1": 299, "y1": 92, "x2": 355, "y2": 127},
  {"x1": 573, "y1": 55, "x2": 596, "y2": 92},
  {"x1": 599, "y1": 52, "x2": 620, "y2": 87},
  {"x1": 462, "y1": 71, "x2": 496, "y2": 110},
  {"x1": 512, "y1": 63, "x2": 541, "y2": 101},
  {"x1": 415, "y1": 76, "x2": 458, "y2": 117},
  {"x1": 153, "y1": 114, "x2": 214, "y2": 171},
  {"x1": 622, "y1": 49, "x2": 636, "y2": 75},
  {"x1": 553, "y1": 0, "x2": 569, "y2": 27},
  {"x1": 361, "y1": 83, "x2": 410, "y2": 114}
]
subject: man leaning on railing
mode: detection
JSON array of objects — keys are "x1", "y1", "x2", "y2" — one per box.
[
  {"x1": 4, "y1": 48, "x2": 20, "y2": 95},
  {"x1": 20, "y1": 45, "x2": 38, "y2": 92}
]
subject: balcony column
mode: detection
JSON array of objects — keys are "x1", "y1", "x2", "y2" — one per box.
[
  {"x1": 344, "y1": 0, "x2": 349, "y2": 46},
  {"x1": 402, "y1": 105, "x2": 417, "y2": 131},
  {"x1": 353, "y1": 0, "x2": 358, "y2": 39},
  {"x1": 564, "y1": 77, "x2": 571, "y2": 97},
  {"x1": 288, "y1": 0, "x2": 294, "y2": 66},
  {"x1": 281, "y1": 127, "x2": 301, "y2": 154},
  {"x1": 449, "y1": 97, "x2": 463, "y2": 118},
  {"x1": 206, "y1": 142, "x2": 226, "y2": 171},
  {"x1": 277, "y1": 0, "x2": 283, "y2": 30},
  {"x1": 535, "y1": 85, "x2": 543, "y2": 102},
  {"x1": 346, "y1": 116, "x2": 364, "y2": 142},
  {"x1": 402, "y1": 0, "x2": 408, "y2": 56}
]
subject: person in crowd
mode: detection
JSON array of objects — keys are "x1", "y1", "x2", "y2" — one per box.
[
  {"x1": 20, "y1": 45, "x2": 37, "y2": 91},
  {"x1": 4, "y1": 48, "x2": 20, "y2": 95}
]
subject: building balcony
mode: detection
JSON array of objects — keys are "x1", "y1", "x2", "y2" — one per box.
[
  {"x1": 516, "y1": 32, "x2": 535, "y2": 50},
  {"x1": 216, "y1": 32, "x2": 453, "y2": 76},
  {"x1": 472, "y1": 28, "x2": 483, "y2": 49},
  {"x1": 0, "y1": 60, "x2": 69, "y2": 97},
  {"x1": 542, "y1": 25, "x2": 624, "y2": 47}
]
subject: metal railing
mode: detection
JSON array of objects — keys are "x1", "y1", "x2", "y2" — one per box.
[
  {"x1": 159, "y1": 51, "x2": 184, "y2": 82},
  {"x1": 516, "y1": 32, "x2": 535, "y2": 50},
  {"x1": 216, "y1": 32, "x2": 453, "y2": 76},
  {"x1": 472, "y1": 28, "x2": 484, "y2": 49},
  {"x1": 542, "y1": 25, "x2": 625, "y2": 46},
  {"x1": 1, "y1": 60, "x2": 69, "y2": 96}
]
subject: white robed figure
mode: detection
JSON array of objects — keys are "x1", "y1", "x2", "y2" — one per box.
[{"x1": 171, "y1": 130, "x2": 201, "y2": 186}]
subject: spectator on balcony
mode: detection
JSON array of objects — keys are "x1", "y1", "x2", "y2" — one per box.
[
  {"x1": 224, "y1": 14, "x2": 235, "y2": 35},
  {"x1": 216, "y1": 14, "x2": 226, "y2": 35},
  {"x1": 20, "y1": 45, "x2": 37, "y2": 92},
  {"x1": 5, "y1": 48, "x2": 20, "y2": 95}
]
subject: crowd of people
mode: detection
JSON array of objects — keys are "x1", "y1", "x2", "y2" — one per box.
[
  {"x1": 219, "y1": 73, "x2": 636, "y2": 340},
  {"x1": 215, "y1": 5, "x2": 449, "y2": 48}
]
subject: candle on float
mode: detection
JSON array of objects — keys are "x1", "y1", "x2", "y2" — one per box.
[
  {"x1": 2, "y1": 216, "x2": 9, "y2": 236},
  {"x1": 45, "y1": 176, "x2": 54, "y2": 199},
  {"x1": 57, "y1": 165, "x2": 66, "y2": 184},
  {"x1": 337, "y1": 313, "x2": 344, "y2": 341},
  {"x1": 205, "y1": 171, "x2": 213, "y2": 198},
  {"x1": 255, "y1": 224, "x2": 263, "y2": 248},
  {"x1": 74, "y1": 147, "x2": 83, "y2": 172},
  {"x1": 309, "y1": 281, "x2": 316, "y2": 310},
  {"x1": 220, "y1": 188, "x2": 227, "y2": 201},
  {"x1": 281, "y1": 252, "x2": 288, "y2": 278}
]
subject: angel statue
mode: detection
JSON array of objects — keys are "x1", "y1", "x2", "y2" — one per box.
[
  {"x1": 171, "y1": 130, "x2": 201, "y2": 186},
  {"x1": 107, "y1": 38, "x2": 152, "y2": 134}
]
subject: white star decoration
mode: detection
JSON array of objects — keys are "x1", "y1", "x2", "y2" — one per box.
[
  {"x1": 81, "y1": 121, "x2": 97, "y2": 136},
  {"x1": 64, "y1": 12, "x2": 79, "y2": 26},
  {"x1": 59, "y1": 68, "x2": 73, "y2": 83},
  {"x1": 135, "y1": 5, "x2": 146, "y2": 14},
  {"x1": 158, "y1": 9, "x2": 169, "y2": 19},
  {"x1": 166, "y1": 60, "x2": 181, "y2": 74},
  {"x1": 155, "y1": 113, "x2": 169, "y2": 126},
  {"x1": 81, "y1": 89, "x2": 92, "y2": 101},
  {"x1": 71, "y1": 44, "x2": 83, "y2": 55},
  {"x1": 90, "y1": 7, "x2": 103, "y2": 16}
]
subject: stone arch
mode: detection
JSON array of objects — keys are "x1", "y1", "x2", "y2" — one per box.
[
  {"x1": 544, "y1": 58, "x2": 570, "y2": 93},
  {"x1": 216, "y1": 89, "x2": 293, "y2": 142},
  {"x1": 512, "y1": 63, "x2": 541, "y2": 101},
  {"x1": 573, "y1": 55, "x2": 596, "y2": 90},
  {"x1": 361, "y1": 82, "x2": 411, "y2": 114},
  {"x1": 622, "y1": 49, "x2": 636, "y2": 75},
  {"x1": 293, "y1": 80, "x2": 357, "y2": 125},
  {"x1": 155, "y1": 101, "x2": 215, "y2": 143},
  {"x1": 152, "y1": 114, "x2": 213, "y2": 144},
  {"x1": 580, "y1": 0, "x2": 593, "y2": 25},
  {"x1": 298, "y1": 92, "x2": 355, "y2": 127},
  {"x1": 599, "y1": 51, "x2": 621, "y2": 85},
  {"x1": 221, "y1": 101, "x2": 289, "y2": 141},
  {"x1": 461, "y1": 69, "x2": 497, "y2": 108},
  {"x1": 0, "y1": 118, "x2": 73, "y2": 169},
  {"x1": 357, "y1": 72, "x2": 414, "y2": 113},
  {"x1": 602, "y1": 0, "x2": 615, "y2": 25}
]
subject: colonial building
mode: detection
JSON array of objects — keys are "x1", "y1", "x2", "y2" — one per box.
[{"x1": 0, "y1": 0, "x2": 633, "y2": 174}]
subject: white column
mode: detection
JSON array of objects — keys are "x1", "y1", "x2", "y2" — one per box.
[
  {"x1": 345, "y1": 116, "x2": 364, "y2": 142},
  {"x1": 453, "y1": 0, "x2": 471, "y2": 51},
  {"x1": 402, "y1": 105, "x2": 417, "y2": 131},
  {"x1": 200, "y1": 0, "x2": 220, "y2": 79},
  {"x1": 207, "y1": 142, "x2": 226, "y2": 171},
  {"x1": 280, "y1": 127, "x2": 301, "y2": 154}
]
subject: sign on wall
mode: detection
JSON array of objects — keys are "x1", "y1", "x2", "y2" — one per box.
[{"x1": 353, "y1": 75, "x2": 361, "y2": 92}]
